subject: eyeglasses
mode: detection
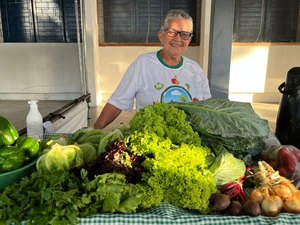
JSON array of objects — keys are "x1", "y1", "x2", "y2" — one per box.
[{"x1": 163, "y1": 28, "x2": 193, "y2": 40}]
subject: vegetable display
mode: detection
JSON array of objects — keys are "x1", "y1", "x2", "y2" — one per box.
[{"x1": 1, "y1": 100, "x2": 300, "y2": 224}]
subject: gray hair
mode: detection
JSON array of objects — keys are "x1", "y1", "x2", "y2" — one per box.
[{"x1": 160, "y1": 9, "x2": 193, "y2": 32}]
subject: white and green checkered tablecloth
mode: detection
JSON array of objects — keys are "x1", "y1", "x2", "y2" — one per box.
[{"x1": 78, "y1": 204, "x2": 300, "y2": 225}]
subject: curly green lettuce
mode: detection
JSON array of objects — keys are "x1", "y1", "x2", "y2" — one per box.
[
  {"x1": 128, "y1": 131, "x2": 216, "y2": 213},
  {"x1": 129, "y1": 103, "x2": 201, "y2": 146}
]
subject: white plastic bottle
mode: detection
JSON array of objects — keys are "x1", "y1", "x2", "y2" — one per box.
[{"x1": 26, "y1": 100, "x2": 43, "y2": 140}]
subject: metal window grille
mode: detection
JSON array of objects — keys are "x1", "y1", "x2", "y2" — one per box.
[
  {"x1": 233, "y1": 0, "x2": 300, "y2": 42},
  {"x1": 0, "y1": 0, "x2": 81, "y2": 43},
  {"x1": 98, "y1": 0, "x2": 201, "y2": 45}
]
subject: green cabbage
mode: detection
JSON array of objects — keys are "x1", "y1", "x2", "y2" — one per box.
[{"x1": 209, "y1": 149, "x2": 246, "y2": 187}]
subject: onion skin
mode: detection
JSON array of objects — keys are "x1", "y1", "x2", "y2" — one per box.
[
  {"x1": 261, "y1": 197, "x2": 279, "y2": 217},
  {"x1": 250, "y1": 188, "x2": 264, "y2": 205},
  {"x1": 270, "y1": 195, "x2": 283, "y2": 211},
  {"x1": 283, "y1": 196, "x2": 300, "y2": 213},
  {"x1": 272, "y1": 184, "x2": 293, "y2": 199}
]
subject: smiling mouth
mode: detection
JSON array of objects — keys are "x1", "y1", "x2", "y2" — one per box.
[{"x1": 170, "y1": 42, "x2": 182, "y2": 47}]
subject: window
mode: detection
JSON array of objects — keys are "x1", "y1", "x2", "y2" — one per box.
[
  {"x1": 98, "y1": 0, "x2": 201, "y2": 45},
  {"x1": 233, "y1": 0, "x2": 300, "y2": 42},
  {"x1": 0, "y1": 0, "x2": 81, "y2": 43}
]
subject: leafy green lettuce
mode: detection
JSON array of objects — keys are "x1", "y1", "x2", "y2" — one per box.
[
  {"x1": 128, "y1": 131, "x2": 216, "y2": 213},
  {"x1": 36, "y1": 143, "x2": 84, "y2": 173},
  {"x1": 129, "y1": 103, "x2": 201, "y2": 146},
  {"x1": 0, "y1": 171, "x2": 141, "y2": 225}
]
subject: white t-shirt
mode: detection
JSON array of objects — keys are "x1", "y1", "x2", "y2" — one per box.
[{"x1": 108, "y1": 50, "x2": 211, "y2": 111}]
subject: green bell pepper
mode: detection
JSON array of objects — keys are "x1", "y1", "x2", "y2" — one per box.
[
  {"x1": 16, "y1": 136, "x2": 40, "y2": 161},
  {"x1": 0, "y1": 116, "x2": 19, "y2": 147},
  {"x1": 0, "y1": 146, "x2": 25, "y2": 173}
]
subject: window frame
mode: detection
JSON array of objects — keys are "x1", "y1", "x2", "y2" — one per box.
[
  {"x1": 0, "y1": 0, "x2": 81, "y2": 43},
  {"x1": 233, "y1": 0, "x2": 300, "y2": 44},
  {"x1": 97, "y1": 0, "x2": 201, "y2": 46}
]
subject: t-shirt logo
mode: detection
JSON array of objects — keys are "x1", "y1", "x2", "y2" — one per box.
[{"x1": 161, "y1": 86, "x2": 192, "y2": 103}]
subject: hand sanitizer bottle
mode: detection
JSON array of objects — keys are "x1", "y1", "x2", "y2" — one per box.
[{"x1": 26, "y1": 100, "x2": 43, "y2": 140}]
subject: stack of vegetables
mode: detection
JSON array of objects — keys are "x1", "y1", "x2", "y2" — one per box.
[
  {"x1": 0, "y1": 116, "x2": 39, "y2": 173},
  {"x1": 1, "y1": 99, "x2": 299, "y2": 224}
]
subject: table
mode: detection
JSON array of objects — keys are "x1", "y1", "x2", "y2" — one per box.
[{"x1": 76, "y1": 204, "x2": 300, "y2": 225}]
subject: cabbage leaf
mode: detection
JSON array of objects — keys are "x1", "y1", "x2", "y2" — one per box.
[{"x1": 209, "y1": 149, "x2": 246, "y2": 186}]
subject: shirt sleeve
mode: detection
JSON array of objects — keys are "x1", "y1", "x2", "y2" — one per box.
[
  {"x1": 108, "y1": 58, "x2": 141, "y2": 112},
  {"x1": 186, "y1": 57, "x2": 212, "y2": 100},
  {"x1": 198, "y1": 66, "x2": 211, "y2": 99},
  {"x1": 200, "y1": 76, "x2": 212, "y2": 99}
]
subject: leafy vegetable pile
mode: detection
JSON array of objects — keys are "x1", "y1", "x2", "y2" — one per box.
[
  {"x1": 129, "y1": 103, "x2": 201, "y2": 146},
  {"x1": 128, "y1": 131, "x2": 216, "y2": 212},
  {"x1": 74, "y1": 140, "x2": 145, "y2": 184},
  {"x1": 0, "y1": 101, "x2": 252, "y2": 224},
  {"x1": 169, "y1": 98, "x2": 271, "y2": 163},
  {"x1": 0, "y1": 171, "x2": 140, "y2": 225}
]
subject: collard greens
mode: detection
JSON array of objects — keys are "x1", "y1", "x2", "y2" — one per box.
[
  {"x1": 169, "y1": 99, "x2": 270, "y2": 161},
  {"x1": 170, "y1": 98, "x2": 269, "y2": 138}
]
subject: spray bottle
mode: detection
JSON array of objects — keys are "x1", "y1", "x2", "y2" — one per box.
[{"x1": 26, "y1": 100, "x2": 43, "y2": 140}]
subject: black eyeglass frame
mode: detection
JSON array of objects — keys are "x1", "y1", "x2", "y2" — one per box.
[{"x1": 163, "y1": 28, "x2": 193, "y2": 40}]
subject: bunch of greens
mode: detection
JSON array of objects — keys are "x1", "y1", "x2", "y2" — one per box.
[
  {"x1": 127, "y1": 131, "x2": 216, "y2": 213},
  {"x1": 130, "y1": 103, "x2": 201, "y2": 146},
  {"x1": 0, "y1": 170, "x2": 141, "y2": 225},
  {"x1": 126, "y1": 103, "x2": 216, "y2": 213},
  {"x1": 74, "y1": 140, "x2": 144, "y2": 184},
  {"x1": 169, "y1": 99, "x2": 270, "y2": 163}
]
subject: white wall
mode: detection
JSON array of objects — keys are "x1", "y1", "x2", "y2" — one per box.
[
  {"x1": 229, "y1": 44, "x2": 300, "y2": 103},
  {"x1": 0, "y1": 43, "x2": 82, "y2": 100}
]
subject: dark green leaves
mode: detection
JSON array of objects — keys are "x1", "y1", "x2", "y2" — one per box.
[
  {"x1": 169, "y1": 99, "x2": 271, "y2": 162},
  {"x1": 170, "y1": 99, "x2": 270, "y2": 138},
  {"x1": 0, "y1": 171, "x2": 141, "y2": 225}
]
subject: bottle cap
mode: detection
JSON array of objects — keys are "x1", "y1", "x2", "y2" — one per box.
[{"x1": 28, "y1": 100, "x2": 38, "y2": 104}]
